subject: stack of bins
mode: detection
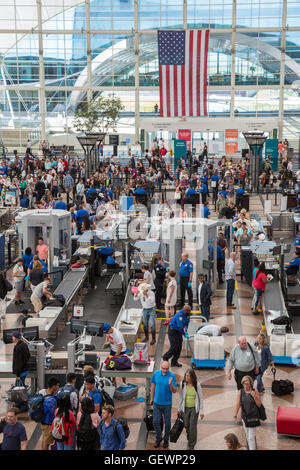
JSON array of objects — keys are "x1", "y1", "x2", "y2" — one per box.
[
  {"x1": 194, "y1": 335, "x2": 209, "y2": 360},
  {"x1": 286, "y1": 334, "x2": 300, "y2": 359},
  {"x1": 209, "y1": 336, "x2": 224, "y2": 360},
  {"x1": 270, "y1": 335, "x2": 286, "y2": 356}
]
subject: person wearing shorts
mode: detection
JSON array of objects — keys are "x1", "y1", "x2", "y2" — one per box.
[{"x1": 13, "y1": 259, "x2": 26, "y2": 305}]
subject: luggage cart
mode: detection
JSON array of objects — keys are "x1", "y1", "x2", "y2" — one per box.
[{"x1": 190, "y1": 355, "x2": 226, "y2": 369}]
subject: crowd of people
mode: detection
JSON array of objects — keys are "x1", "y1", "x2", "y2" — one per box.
[{"x1": 0, "y1": 134, "x2": 299, "y2": 451}]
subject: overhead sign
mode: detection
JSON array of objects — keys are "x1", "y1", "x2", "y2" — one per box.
[
  {"x1": 117, "y1": 145, "x2": 128, "y2": 157},
  {"x1": 225, "y1": 129, "x2": 238, "y2": 154},
  {"x1": 178, "y1": 129, "x2": 192, "y2": 150},
  {"x1": 265, "y1": 138, "x2": 279, "y2": 171},
  {"x1": 131, "y1": 145, "x2": 142, "y2": 157},
  {"x1": 103, "y1": 145, "x2": 114, "y2": 157}
]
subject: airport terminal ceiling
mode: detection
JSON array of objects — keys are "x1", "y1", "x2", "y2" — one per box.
[{"x1": 1, "y1": 1, "x2": 300, "y2": 140}]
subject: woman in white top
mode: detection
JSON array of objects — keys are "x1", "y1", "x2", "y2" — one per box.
[{"x1": 163, "y1": 270, "x2": 177, "y2": 325}]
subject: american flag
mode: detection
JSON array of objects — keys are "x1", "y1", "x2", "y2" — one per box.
[{"x1": 158, "y1": 29, "x2": 210, "y2": 117}]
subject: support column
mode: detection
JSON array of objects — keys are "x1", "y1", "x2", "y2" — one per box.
[
  {"x1": 230, "y1": 0, "x2": 236, "y2": 118},
  {"x1": 37, "y1": 0, "x2": 46, "y2": 141},
  {"x1": 279, "y1": 0, "x2": 287, "y2": 140},
  {"x1": 86, "y1": 0, "x2": 92, "y2": 103},
  {"x1": 36, "y1": 342, "x2": 45, "y2": 391},
  {"x1": 134, "y1": 0, "x2": 140, "y2": 143}
]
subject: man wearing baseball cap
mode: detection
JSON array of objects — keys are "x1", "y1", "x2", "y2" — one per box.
[
  {"x1": 12, "y1": 331, "x2": 30, "y2": 387},
  {"x1": 103, "y1": 323, "x2": 127, "y2": 357},
  {"x1": 103, "y1": 323, "x2": 127, "y2": 386}
]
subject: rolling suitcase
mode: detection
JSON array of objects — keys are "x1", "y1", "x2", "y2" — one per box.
[
  {"x1": 20, "y1": 198, "x2": 29, "y2": 208},
  {"x1": 144, "y1": 406, "x2": 163, "y2": 432},
  {"x1": 7, "y1": 380, "x2": 28, "y2": 404},
  {"x1": 272, "y1": 370, "x2": 294, "y2": 396}
]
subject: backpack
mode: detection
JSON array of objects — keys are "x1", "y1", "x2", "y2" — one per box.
[
  {"x1": 77, "y1": 413, "x2": 99, "y2": 443},
  {"x1": 100, "y1": 389, "x2": 114, "y2": 408},
  {"x1": 28, "y1": 393, "x2": 49, "y2": 423},
  {"x1": 57, "y1": 385, "x2": 78, "y2": 410},
  {"x1": 100, "y1": 417, "x2": 130, "y2": 441},
  {"x1": 133, "y1": 343, "x2": 150, "y2": 367},
  {"x1": 52, "y1": 414, "x2": 68, "y2": 442},
  {"x1": 104, "y1": 355, "x2": 132, "y2": 370}
]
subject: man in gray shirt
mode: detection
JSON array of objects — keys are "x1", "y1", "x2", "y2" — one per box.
[
  {"x1": 227, "y1": 336, "x2": 260, "y2": 390},
  {"x1": 30, "y1": 278, "x2": 52, "y2": 315}
]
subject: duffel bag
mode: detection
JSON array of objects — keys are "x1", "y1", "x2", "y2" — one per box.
[
  {"x1": 7, "y1": 380, "x2": 28, "y2": 403},
  {"x1": 104, "y1": 355, "x2": 132, "y2": 370},
  {"x1": 272, "y1": 370, "x2": 294, "y2": 396},
  {"x1": 45, "y1": 294, "x2": 65, "y2": 307},
  {"x1": 170, "y1": 415, "x2": 184, "y2": 443}
]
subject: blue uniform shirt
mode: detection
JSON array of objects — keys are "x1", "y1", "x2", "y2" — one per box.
[
  {"x1": 236, "y1": 188, "x2": 245, "y2": 195},
  {"x1": 107, "y1": 189, "x2": 113, "y2": 200},
  {"x1": 169, "y1": 310, "x2": 190, "y2": 335},
  {"x1": 75, "y1": 208, "x2": 89, "y2": 225},
  {"x1": 97, "y1": 246, "x2": 115, "y2": 256},
  {"x1": 54, "y1": 201, "x2": 67, "y2": 210},
  {"x1": 219, "y1": 190, "x2": 228, "y2": 198},
  {"x1": 134, "y1": 188, "x2": 147, "y2": 195},
  {"x1": 287, "y1": 257, "x2": 300, "y2": 267},
  {"x1": 208, "y1": 244, "x2": 214, "y2": 260},
  {"x1": 151, "y1": 370, "x2": 177, "y2": 406},
  {"x1": 211, "y1": 174, "x2": 219, "y2": 182},
  {"x1": 87, "y1": 188, "x2": 97, "y2": 197},
  {"x1": 202, "y1": 206, "x2": 210, "y2": 218},
  {"x1": 217, "y1": 244, "x2": 224, "y2": 260},
  {"x1": 179, "y1": 259, "x2": 193, "y2": 277},
  {"x1": 186, "y1": 187, "x2": 196, "y2": 197},
  {"x1": 199, "y1": 183, "x2": 207, "y2": 194},
  {"x1": 106, "y1": 256, "x2": 116, "y2": 265}
]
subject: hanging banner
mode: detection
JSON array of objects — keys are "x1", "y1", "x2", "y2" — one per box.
[
  {"x1": 4, "y1": 190, "x2": 17, "y2": 206},
  {"x1": 265, "y1": 138, "x2": 279, "y2": 171},
  {"x1": 178, "y1": 129, "x2": 192, "y2": 150},
  {"x1": 174, "y1": 139, "x2": 187, "y2": 169},
  {"x1": 225, "y1": 129, "x2": 238, "y2": 154},
  {"x1": 102, "y1": 145, "x2": 114, "y2": 158}
]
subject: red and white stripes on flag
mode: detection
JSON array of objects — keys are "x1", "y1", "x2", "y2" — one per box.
[{"x1": 159, "y1": 30, "x2": 209, "y2": 118}]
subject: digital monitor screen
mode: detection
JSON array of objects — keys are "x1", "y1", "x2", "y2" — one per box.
[
  {"x1": 272, "y1": 245, "x2": 281, "y2": 255},
  {"x1": 3, "y1": 327, "x2": 39, "y2": 344},
  {"x1": 71, "y1": 319, "x2": 104, "y2": 337}
]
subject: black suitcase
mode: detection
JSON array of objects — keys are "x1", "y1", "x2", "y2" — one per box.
[
  {"x1": 45, "y1": 294, "x2": 65, "y2": 307},
  {"x1": 144, "y1": 406, "x2": 163, "y2": 432},
  {"x1": 272, "y1": 370, "x2": 294, "y2": 396},
  {"x1": 170, "y1": 415, "x2": 184, "y2": 443}
]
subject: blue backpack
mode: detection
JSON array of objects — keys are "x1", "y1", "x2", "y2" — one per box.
[
  {"x1": 28, "y1": 394, "x2": 49, "y2": 423},
  {"x1": 29, "y1": 393, "x2": 57, "y2": 424},
  {"x1": 56, "y1": 384, "x2": 76, "y2": 401}
]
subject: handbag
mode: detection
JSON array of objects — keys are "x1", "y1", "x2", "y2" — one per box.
[
  {"x1": 247, "y1": 342, "x2": 261, "y2": 377},
  {"x1": 258, "y1": 404, "x2": 267, "y2": 421},
  {"x1": 170, "y1": 415, "x2": 184, "y2": 443}
]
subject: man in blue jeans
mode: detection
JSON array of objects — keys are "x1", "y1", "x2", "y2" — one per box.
[
  {"x1": 225, "y1": 252, "x2": 236, "y2": 308},
  {"x1": 151, "y1": 361, "x2": 177, "y2": 448}
]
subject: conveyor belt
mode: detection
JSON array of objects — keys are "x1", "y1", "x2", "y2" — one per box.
[
  {"x1": 106, "y1": 273, "x2": 123, "y2": 292},
  {"x1": 264, "y1": 279, "x2": 285, "y2": 311},
  {"x1": 54, "y1": 269, "x2": 88, "y2": 304}
]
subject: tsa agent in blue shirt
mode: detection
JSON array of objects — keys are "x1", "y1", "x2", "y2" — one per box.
[
  {"x1": 219, "y1": 189, "x2": 228, "y2": 199},
  {"x1": 54, "y1": 200, "x2": 67, "y2": 210},
  {"x1": 151, "y1": 362, "x2": 177, "y2": 447},
  {"x1": 186, "y1": 186, "x2": 196, "y2": 197},
  {"x1": 285, "y1": 251, "x2": 300, "y2": 276},
  {"x1": 217, "y1": 244, "x2": 225, "y2": 283},
  {"x1": 75, "y1": 207, "x2": 89, "y2": 225},
  {"x1": 106, "y1": 255, "x2": 116, "y2": 265},
  {"x1": 134, "y1": 187, "x2": 147, "y2": 195},
  {"x1": 199, "y1": 181, "x2": 208, "y2": 203},
  {"x1": 162, "y1": 305, "x2": 191, "y2": 367},
  {"x1": 87, "y1": 187, "x2": 97, "y2": 198},
  {"x1": 29, "y1": 258, "x2": 48, "y2": 274},
  {"x1": 202, "y1": 202, "x2": 210, "y2": 218},
  {"x1": 179, "y1": 253, "x2": 193, "y2": 308}
]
